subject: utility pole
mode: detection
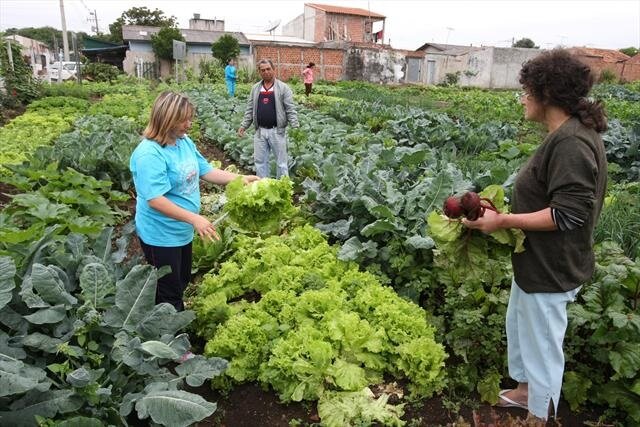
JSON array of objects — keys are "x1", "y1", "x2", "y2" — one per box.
[
  {"x1": 59, "y1": 0, "x2": 70, "y2": 60},
  {"x1": 88, "y1": 10, "x2": 100, "y2": 34}
]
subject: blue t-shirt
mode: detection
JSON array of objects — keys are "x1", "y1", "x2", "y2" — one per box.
[
  {"x1": 225, "y1": 64, "x2": 236, "y2": 81},
  {"x1": 129, "y1": 136, "x2": 213, "y2": 247}
]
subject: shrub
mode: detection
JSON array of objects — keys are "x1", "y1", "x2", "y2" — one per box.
[
  {"x1": 0, "y1": 41, "x2": 43, "y2": 108},
  {"x1": 599, "y1": 69, "x2": 619, "y2": 84},
  {"x1": 82, "y1": 62, "x2": 121, "y2": 82}
]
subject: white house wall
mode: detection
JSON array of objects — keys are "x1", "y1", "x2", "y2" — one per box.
[
  {"x1": 490, "y1": 47, "x2": 541, "y2": 89},
  {"x1": 421, "y1": 46, "x2": 541, "y2": 88}
]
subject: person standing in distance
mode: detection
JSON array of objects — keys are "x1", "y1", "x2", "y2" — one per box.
[
  {"x1": 302, "y1": 62, "x2": 315, "y2": 97},
  {"x1": 237, "y1": 59, "x2": 298, "y2": 178},
  {"x1": 130, "y1": 91, "x2": 259, "y2": 311},
  {"x1": 224, "y1": 58, "x2": 237, "y2": 97},
  {"x1": 463, "y1": 50, "x2": 607, "y2": 424}
]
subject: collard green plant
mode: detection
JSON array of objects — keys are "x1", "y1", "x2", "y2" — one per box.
[
  {"x1": 0, "y1": 228, "x2": 226, "y2": 426},
  {"x1": 30, "y1": 114, "x2": 142, "y2": 191},
  {"x1": 564, "y1": 242, "x2": 640, "y2": 424}
]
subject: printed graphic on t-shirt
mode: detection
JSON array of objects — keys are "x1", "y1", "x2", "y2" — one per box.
[{"x1": 178, "y1": 161, "x2": 199, "y2": 195}]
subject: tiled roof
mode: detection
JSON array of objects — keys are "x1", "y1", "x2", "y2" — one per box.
[
  {"x1": 305, "y1": 3, "x2": 385, "y2": 18},
  {"x1": 417, "y1": 42, "x2": 481, "y2": 56},
  {"x1": 122, "y1": 25, "x2": 249, "y2": 45},
  {"x1": 568, "y1": 47, "x2": 630, "y2": 63}
]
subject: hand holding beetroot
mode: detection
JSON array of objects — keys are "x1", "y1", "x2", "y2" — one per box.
[{"x1": 443, "y1": 191, "x2": 499, "y2": 221}]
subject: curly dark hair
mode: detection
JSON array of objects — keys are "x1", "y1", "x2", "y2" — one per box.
[{"x1": 519, "y1": 49, "x2": 607, "y2": 132}]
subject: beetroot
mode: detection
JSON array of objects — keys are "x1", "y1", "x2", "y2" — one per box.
[
  {"x1": 443, "y1": 196, "x2": 464, "y2": 219},
  {"x1": 443, "y1": 191, "x2": 499, "y2": 221},
  {"x1": 460, "y1": 192, "x2": 481, "y2": 213}
]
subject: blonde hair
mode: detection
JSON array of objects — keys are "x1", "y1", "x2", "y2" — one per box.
[{"x1": 144, "y1": 91, "x2": 194, "y2": 146}]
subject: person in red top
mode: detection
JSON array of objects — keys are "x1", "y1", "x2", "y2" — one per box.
[{"x1": 302, "y1": 62, "x2": 315, "y2": 97}]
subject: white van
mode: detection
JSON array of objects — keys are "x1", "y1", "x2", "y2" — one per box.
[{"x1": 49, "y1": 61, "x2": 81, "y2": 81}]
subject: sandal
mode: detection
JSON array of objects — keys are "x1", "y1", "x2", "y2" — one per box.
[{"x1": 497, "y1": 389, "x2": 528, "y2": 410}]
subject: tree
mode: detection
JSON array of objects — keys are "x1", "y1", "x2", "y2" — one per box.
[
  {"x1": 108, "y1": 7, "x2": 177, "y2": 44},
  {"x1": 619, "y1": 47, "x2": 639, "y2": 57},
  {"x1": 3, "y1": 26, "x2": 84, "y2": 50},
  {"x1": 512, "y1": 38, "x2": 539, "y2": 49},
  {"x1": 150, "y1": 27, "x2": 185, "y2": 61},
  {"x1": 211, "y1": 34, "x2": 240, "y2": 66}
]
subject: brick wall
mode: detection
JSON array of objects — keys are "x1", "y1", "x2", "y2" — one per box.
[
  {"x1": 253, "y1": 44, "x2": 345, "y2": 81},
  {"x1": 622, "y1": 55, "x2": 640, "y2": 82},
  {"x1": 318, "y1": 13, "x2": 368, "y2": 43}
]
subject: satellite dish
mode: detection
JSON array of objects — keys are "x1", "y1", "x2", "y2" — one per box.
[{"x1": 264, "y1": 19, "x2": 281, "y2": 34}]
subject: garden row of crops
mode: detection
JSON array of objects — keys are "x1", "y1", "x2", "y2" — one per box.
[{"x1": 1, "y1": 77, "x2": 639, "y2": 426}]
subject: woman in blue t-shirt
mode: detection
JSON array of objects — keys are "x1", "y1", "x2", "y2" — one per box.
[{"x1": 130, "y1": 91, "x2": 258, "y2": 310}]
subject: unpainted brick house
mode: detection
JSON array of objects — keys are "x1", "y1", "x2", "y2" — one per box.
[
  {"x1": 567, "y1": 47, "x2": 633, "y2": 82},
  {"x1": 283, "y1": 3, "x2": 386, "y2": 44}
]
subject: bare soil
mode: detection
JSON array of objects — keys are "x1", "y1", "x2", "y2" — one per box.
[
  {"x1": 0, "y1": 181, "x2": 20, "y2": 209},
  {"x1": 191, "y1": 381, "x2": 605, "y2": 427}
]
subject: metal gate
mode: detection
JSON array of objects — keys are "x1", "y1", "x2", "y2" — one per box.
[
  {"x1": 136, "y1": 60, "x2": 158, "y2": 80},
  {"x1": 406, "y1": 57, "x2": 422, "y2": 83},
  {"x1": 142, "y1": 62, "x2": 158, "y2": 79}
]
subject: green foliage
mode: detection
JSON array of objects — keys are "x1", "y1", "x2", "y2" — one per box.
[
  {"x1": 26, "y1": 96, "x2": 90, "y2": 115},
  {"x1": 192, "y1": 225, "x2": 447, "y2": 405},
  {"x1": 619, "y1": 47, "x2": 639, "y2": 57},
  {"x1": 317, "y1": 388, "x2": 405, "y2": 427},
  {"x1": 30, "y1": 114, "x2": 142, "y2": 191},
  {"x1": 3, "y1": 26, "x2": 76, "y2": 50},
  {"x1": 151, "y1": 26, "x2": 185, "y2": 61},
  {"x1": 0, "y1": 41, "x2": 43, "y2": 108},
  {"x1": 595, "y1": 182, "x2": 640, "y2": 259},
  {"x1": 512, "y1": 38, "x2": 538, "y2": 48},
  {"x1": 599, "y1": 69, "x2": 619, "y2": 84},
  {"x1": 602, "y1": 120, "x2": 640, "y2": 182},
  {"x1": 442, "y1": 71, "x2": 461, "y2": 86},
  {"x1": 108, "y1": 7, "x2": 177, "y2": 44},
  {"x1": 211, "y1": 34, "x2": 240, "y2": 66},
  {"x1": 87, "y1": 93, "x2": 151, "y2": 126},
  {"x1": 0, "y1": 111, "x2": 75, "y2": 171},
  {"x1": 197, "y1": 58, "x2": 224, "y2": 83},
  {"x1": 82, "y1": 63, "x2": 121, "y2": 82},
  {"x1": 0, "y1": 228, "x2": 225, "y2": 426},
  {"x1": 0, "y1": 163, "x2": 129, "y2": 248},
  {"x1": 191, "y1": 226, "x2": 233, "y2": 275},
  {"x1": 224, "y1": 177, "x2": 297, "y2": 234},
  {"x1": 564, "y1": 242, "x2": 640, "y2": 424},
  {"x1": 237, "y1": 64, "x2": 259, "y2": 84}
]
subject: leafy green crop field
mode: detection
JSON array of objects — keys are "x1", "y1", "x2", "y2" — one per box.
[{"x1": 1, "y1": 78, "x2": 638, "y2": 426}]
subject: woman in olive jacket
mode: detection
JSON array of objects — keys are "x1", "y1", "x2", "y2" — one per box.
[{"x1": 463, "y1": 49, "x2": 607, "y2": 423}]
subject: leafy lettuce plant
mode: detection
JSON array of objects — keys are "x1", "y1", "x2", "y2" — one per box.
[
  {"x1": 193, "y1": 225, "x2": 447, "y2": 409},
  {"x1": 224, "y1": 177, "x2": 297, "y2": 234}
]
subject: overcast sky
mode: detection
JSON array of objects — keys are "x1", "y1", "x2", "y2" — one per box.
[{"x1": 1, "y1": 0, "x2": 638, "y2": 50}]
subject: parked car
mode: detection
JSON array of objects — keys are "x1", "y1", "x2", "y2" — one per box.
[{"x1": 49, "y1": 61, "x2": 81, "y2": 81}]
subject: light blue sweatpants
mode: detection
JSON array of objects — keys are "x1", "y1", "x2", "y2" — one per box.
[
  {"x1": 506, "y1": 280, "x2": 581, "y2": 419},
  {"x1": 253, "y1": 127, "x2": 289, "y2": 178}
]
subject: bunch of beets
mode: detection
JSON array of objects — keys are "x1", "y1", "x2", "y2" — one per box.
[{"x1": 443, "y1": 191, "x2": 499, "y2": 221}]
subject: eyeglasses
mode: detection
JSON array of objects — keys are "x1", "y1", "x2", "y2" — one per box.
[{"x1": 516, "y1": 91, "x2": 532, "y2": 100}]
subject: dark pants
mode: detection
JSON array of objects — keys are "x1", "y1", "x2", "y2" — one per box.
[
  {"x1": 304, "y1": 83, "x2": 312, "y2": 96},
  {"x1": 139, "y1": 239, "x2": 192, "y2": 311}
]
